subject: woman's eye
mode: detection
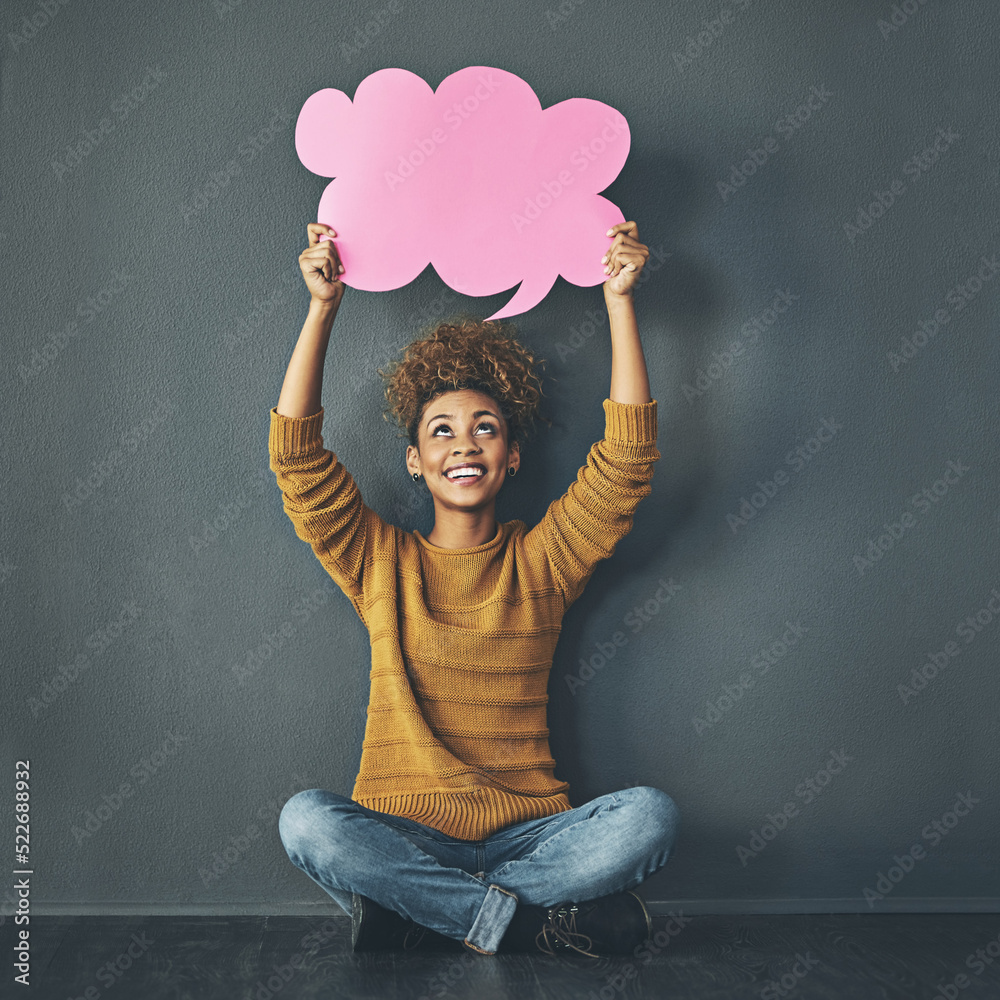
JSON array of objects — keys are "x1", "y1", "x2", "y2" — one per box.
[{"x1": 432, "y1": 422, "x2": 496, "y2": 436}]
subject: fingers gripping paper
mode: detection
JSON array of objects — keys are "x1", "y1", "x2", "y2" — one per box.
[{"x1": 295, "y1": 66, "x2": 631, "y2": 319}]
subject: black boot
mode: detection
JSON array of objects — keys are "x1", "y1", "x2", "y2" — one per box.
[
  {"x1": 500, "y1": 890, "x2": 652, "y2": 957},
  {"x1": 351, "y1": 892, "x2": 464, "y2": 952}
]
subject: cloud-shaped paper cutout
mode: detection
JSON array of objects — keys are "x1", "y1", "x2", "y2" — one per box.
[{"x1": 295, "y1": 66, "x2": 631, "y2": 319}]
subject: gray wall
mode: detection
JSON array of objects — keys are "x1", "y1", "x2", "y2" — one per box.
[{"x1": 3, "y1": 0, "x2": 998, "y2": 919}]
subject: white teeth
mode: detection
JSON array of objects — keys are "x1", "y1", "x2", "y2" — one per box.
[{"x1": 447, "y1": 467, "x2": 484, "y2": 479}]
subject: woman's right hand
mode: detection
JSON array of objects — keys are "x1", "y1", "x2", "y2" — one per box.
[{"x1": 298, "y1": 223, "x2": 346, "y2": 304}]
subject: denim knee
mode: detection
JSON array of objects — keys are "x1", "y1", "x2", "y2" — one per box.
[
  {"x1": 277, "y1": 787, "x2": 341, "y2": 857},
  {"x1": 627, "y1": 786, "x2": 681, "y2": 856}
]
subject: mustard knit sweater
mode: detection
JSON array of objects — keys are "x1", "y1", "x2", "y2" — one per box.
[{"x1": 268, "y1": 397, "x2": 659, "y2": 840}]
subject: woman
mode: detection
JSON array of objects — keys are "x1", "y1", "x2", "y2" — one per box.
[{"x1": 271, "y1": 221, "x2": 679, "y2": 957}]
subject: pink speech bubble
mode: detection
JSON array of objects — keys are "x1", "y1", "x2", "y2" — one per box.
[{"x1": 295, "y1": 66, "x2": 630, "y2": 319}]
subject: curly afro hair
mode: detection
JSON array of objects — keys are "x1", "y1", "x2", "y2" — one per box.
[{"x1": 378, "y1": 312, "x2": 551, "y2": 451}]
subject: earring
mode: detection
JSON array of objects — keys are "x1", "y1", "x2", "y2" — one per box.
[
  {"x1": 507, "y1": 467, "x2": 516, "y2": 477},
  {"x1": 412, "y1": 472, "x2": 421, "y2": 482}
]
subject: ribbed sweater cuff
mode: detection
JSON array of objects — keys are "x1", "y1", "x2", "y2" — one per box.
[
  {"x1": 269, "y1": 406, "x2": 325, "y2": 457},
  {"x1": 603, "y1": 397, "x2": 658, "y2": 445}
]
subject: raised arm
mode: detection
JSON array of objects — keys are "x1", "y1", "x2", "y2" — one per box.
[
  {"x1": 523, "y1": 222, "x2": 659, "y2": 607},
  {"x1": 276, "y1": 223, "x2": 345, "y2": 417},
  {"x1": 270, "y1": 223, "x2": 382, "y2": 623},
  {"x1": 602, "y1": 220, "x2": 652, "y2": 404}
]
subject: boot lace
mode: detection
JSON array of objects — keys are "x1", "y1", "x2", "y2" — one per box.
[{"x1": 535, "y1": 903, "x2": 599, "y2": 957}]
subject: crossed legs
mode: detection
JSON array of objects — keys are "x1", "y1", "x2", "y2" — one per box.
[{"x1": 278, "y1": 786, "x2": 679, "y2": 954}]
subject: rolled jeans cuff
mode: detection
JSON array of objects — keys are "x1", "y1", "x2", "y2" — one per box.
[{"x1": 464, "y1": 883, "x2": 518, "y2": 955}]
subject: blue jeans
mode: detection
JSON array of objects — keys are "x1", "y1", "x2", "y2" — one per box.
[{"x1": 278, "y1": 785, "x2": 680, "y2": 954}]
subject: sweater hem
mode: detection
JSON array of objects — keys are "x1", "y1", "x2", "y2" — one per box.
[{"x1": 354, "y1": 786, "x2": 572, "y2": 841}]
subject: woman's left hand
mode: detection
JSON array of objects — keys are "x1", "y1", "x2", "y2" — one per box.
[{"x1": 602, "y1": 221, "x2": 649, "y2": 297}]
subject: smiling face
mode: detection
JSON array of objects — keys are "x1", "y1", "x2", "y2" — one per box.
[{"x1": 405, "y1": 388, "x2": 520, "y2": 515}]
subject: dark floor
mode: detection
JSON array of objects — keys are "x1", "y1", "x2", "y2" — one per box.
[{"x1": 8, "y1": 912, "x2": 1000, "y2": 999}]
